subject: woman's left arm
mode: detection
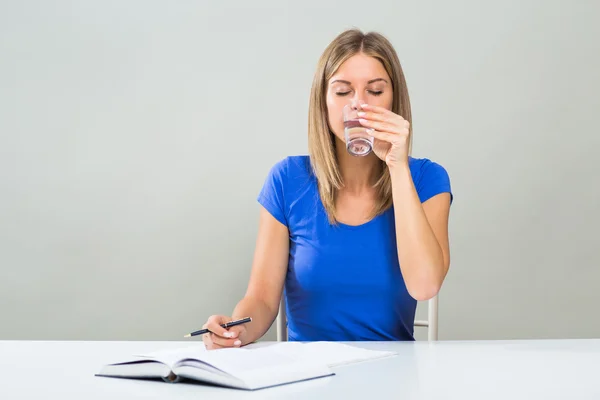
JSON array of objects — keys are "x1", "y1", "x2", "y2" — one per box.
[
  {"x1": 388, "y1": 164, "x2": 451, "y2": 301},
  {"x1": 358, "y1": 104, "x2": 451, "y2": 300}
]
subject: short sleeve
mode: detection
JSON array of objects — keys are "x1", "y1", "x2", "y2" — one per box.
[
  {"x1": 415, "y1": 160, "x2": 453, "y2": 204},
  {"x1": 257, "y1": 158, "x2": 288, "y2": 226}
]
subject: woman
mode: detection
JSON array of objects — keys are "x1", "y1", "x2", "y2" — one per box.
[{"x1": 202, "y1": 28, "x2": 453, "y2": 349}]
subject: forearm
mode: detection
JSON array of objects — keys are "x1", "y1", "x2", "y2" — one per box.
[
  {"x1": 232, "y1": 295, "x2": 278, "y2": 345},
  {"x1": 389, "y1": 164, "x2": 446, "y2": 300}
]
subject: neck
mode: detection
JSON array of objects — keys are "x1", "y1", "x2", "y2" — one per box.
[{"x1": 335, "y1": 139, "x2": 382, "y2": 194}]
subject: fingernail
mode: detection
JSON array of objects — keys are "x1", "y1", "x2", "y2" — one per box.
[
  {"x1": 357, "y1": 111, "x2": 365, "y2": 117},
  {"x1": 223, "y1": 332, "x2": 233, "y2": 338},
  {"x1": 234, "y1": 340, "x2": 241, "y2": 346}
]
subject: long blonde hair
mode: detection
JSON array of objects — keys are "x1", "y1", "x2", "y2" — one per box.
[{"x1": 308, "y1": 28, "x2": 413, "y2": 224}]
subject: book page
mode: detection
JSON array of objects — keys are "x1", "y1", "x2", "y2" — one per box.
[
  {"x1": 247, "y1": 341, "x2": 397, "y2": 367},
  {"x1": 137, "y1": 344, "x2": 313, "y2": 376},
  {"x1": 133, "y1": 341, "x2": 394, "y2": 379},
  {"x1": 194, "y1": 346, "x2": 303, "y2": 376},
  {"x1": 135, "y1": 345, "x2": 207, "y2": 368},
  {"x1": 103, "y1": 343, "x2": 334, "y2": 389},
  {"x1": 174, "y1": 346, "x2": 334, "y2": 390}
]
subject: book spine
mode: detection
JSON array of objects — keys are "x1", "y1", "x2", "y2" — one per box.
[{"x1": 162, "y1": 371, "x2": 182, "y2": 383}]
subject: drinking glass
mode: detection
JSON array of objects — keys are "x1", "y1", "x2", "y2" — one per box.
[{"x1": 343, "y1": 102, "x2": 373, "y2": 156}]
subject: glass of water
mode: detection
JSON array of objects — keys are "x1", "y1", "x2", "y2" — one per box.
[{"x1": 343, "y1": 102, "x2": 373, "y2": 156}]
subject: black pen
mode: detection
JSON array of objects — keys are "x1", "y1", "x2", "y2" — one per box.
[{"x1": 184, "y1": 317, "x2": 252, "y2": 338}]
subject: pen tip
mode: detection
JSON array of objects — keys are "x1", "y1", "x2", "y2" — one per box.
[{"x1": 184, "y1": 334, "x2": 191, "y2": 338}]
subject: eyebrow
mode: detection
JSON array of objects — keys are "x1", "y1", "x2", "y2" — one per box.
[{"x1": 330, "y1": 78, "x2": 389, "y2": 85}]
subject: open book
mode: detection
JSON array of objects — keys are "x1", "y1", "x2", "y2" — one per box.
[{"x1": 96, "y1": 341, "x2": 396, "y2": 390}]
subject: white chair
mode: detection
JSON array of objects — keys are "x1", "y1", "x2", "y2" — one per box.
[
  {"x1": 276, "y1": 296, "x2": 288, "y2": 342},
  {"x1": 413, "y1": 294, "x2": 439, "y2": 341},
  {"x1": 275, "y1": 294, "x2": 439, "y2": 342}
]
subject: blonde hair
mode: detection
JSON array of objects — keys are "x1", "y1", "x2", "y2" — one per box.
[{"x1": 308, "y1": 28, "x2": 413, "y2": 224}]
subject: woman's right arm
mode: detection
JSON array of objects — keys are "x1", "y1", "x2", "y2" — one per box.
[{"x1": 203, "y1": 205, "x2": 289, "y2": 349}]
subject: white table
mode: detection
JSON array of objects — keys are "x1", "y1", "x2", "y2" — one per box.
[{"x1": 1, "y1": 339, "x2": 599, "y2": 399}]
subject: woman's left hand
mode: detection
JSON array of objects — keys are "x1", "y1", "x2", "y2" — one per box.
[{"x1": 357, "y1": 104, "x2": 410, "y2": 168}]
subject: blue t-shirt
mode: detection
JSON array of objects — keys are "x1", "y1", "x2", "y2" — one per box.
[{"x1": 257, "y1": 155, "x2": 452, "y2": 341}]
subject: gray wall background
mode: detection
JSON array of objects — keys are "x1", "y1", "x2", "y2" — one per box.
[{"x1": 1, "y1": 0, "x2": 599, "y2": 342}]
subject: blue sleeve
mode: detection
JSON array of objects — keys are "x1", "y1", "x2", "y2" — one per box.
[
  {"x1": 257, "y1": 158, "x2": 288, "y2": 226},
  {"x1": 416, "y1": 160, "x2": 453, "y2": 204}
]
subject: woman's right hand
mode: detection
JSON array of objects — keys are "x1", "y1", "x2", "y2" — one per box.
[{"x1": 201, "y1": 315, "x2": 247, "y2": 350}]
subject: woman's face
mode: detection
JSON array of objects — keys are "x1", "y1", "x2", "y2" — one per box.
[{"x1": 326, "y1": 53, "x2": 393, "y2": 143}]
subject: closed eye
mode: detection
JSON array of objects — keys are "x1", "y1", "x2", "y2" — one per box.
[{"x1": 336, "y1": 90, "x2": 383, "y2": 96}]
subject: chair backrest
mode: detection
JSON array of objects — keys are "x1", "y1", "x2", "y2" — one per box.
[
  {"x1": 276, "y1": 295, "x2": 288, "y2": 342},
  {"x1": 275, "y1": 294, "x2": 439, "y2": 341},
  {"x1": 413, "y1": 294, "x2": 439, "y2": 341}
]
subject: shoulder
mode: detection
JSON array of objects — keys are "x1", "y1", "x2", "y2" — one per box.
[
  {"x1": 408, "y1": 156, "x2": 453, "y2": 204},
  {"x1": 265, "y1": 154, "x2": 313, "y2": 184},
  {"x1": 408, "y1": 156, "x2": 450, "y2": 182},
  {"x1": 257, "y1": 155, "x2": 314, "y2": 226}
]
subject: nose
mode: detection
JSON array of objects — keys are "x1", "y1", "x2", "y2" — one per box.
[{"x1": 349, "y1": 97, "x2": 366, "y2": 111}]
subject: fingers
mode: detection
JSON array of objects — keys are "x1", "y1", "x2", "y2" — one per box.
[
  {"x1": 211, "y1": 324, "x2": 246, "y2": 348},
  {"x1": 359, "y1": 118, "x2": 397, "y2": 133},
  {"x1": 203, "y1": 327, "x2": 230, "y2": 350},
  {"x1": 205, "y1": 315, "x2": 232, "y2": 338},
  {"x1": 356, "y1": 110, "x2": 389, "y2": 123},
  {"x1": 358, "y1": 114, "x2": 409, "y2": 137},
  {"x1": 227, "y1": 325, "x2": 246, "y2": 337},
  {"x1": 203, "y1": 336, "x2": 227, "y2": 350},
  {"x1": 204, "y1": 332, "x2": 241, "y2": 349},
  {"x1": 359, "y1": 103, "x2": 398, "y2": 117},
  {"x1": 201, "y1": 322, "x2": 219, "y2": 350},
  {"x1": 202, "y1": 315, "x2": 245, "y2": 350},
  {"x1": 357, "y1": 115, "x2": 408, "y2": 136},
  {"x1": 369, "y1": 129, "x2": 411, "y2": 148},
  {"x1": 358, "y1": 105, "x2": 409, "y2": 129},
  {"x1": 209, "y1": 332, "x2": 242, "y2": 348},
  {"x1": 368, "y1": 129, "x2": 397, "y2": 143}
]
